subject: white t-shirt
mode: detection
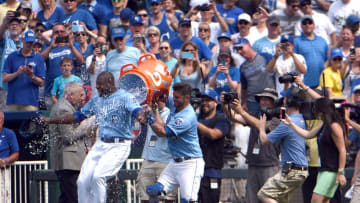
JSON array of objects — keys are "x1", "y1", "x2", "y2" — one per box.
[
  {"x1": 86, "y1": 55, "x2": 106, "y2": 97},
  {"x1": 230, "y1": 32, "x2": 258, "y2": 45},
  {"x1": 328, "y1": 0, "x2": 360, "y2": 33},
  {"x1": 191, "y1": 21, "x2": 223, "y2": 45},
  {"x1": 249, "y1": 26, "x2": 268, "y2": 43}
]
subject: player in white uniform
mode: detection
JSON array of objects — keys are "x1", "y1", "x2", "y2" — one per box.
[
  {"x1": 43, "y1": 72, "x2": 146, "y2": 203},
  {"x1": 146, "y1": 82, "x2": 205, "y2": 203}
]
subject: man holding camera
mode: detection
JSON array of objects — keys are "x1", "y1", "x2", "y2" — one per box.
[
  {"x1": 197, "y1": 89, "x2": 230, "y2": 203},
  {"x1": 222, "y1": 88, "x2": 281, "y2": 203},
  {"x1": 266, "y1": 34, "x2": 307, "y2": 95}
]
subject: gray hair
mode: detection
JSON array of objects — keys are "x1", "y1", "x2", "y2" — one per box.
[{"x1": 63, "y1": 82, "x2": 83, "y2": 98}]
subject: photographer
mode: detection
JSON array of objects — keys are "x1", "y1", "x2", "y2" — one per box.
[
  {"x1": 222, "y1": 88, "x2": 281, "y2": 203},
  {"x1": 266, "y1": 34, "x2": 307, "y2": 95},
  {"x1": 197, "y1": 89, "x2": 230, "y2": 203}
]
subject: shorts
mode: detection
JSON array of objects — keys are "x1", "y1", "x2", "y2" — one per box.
[
  {"x1": 258, "y1": 169, "x2": 308, "y2": 202},
  {"x1": 313, "y1": 171, "x2": 339, "y2": 198}
]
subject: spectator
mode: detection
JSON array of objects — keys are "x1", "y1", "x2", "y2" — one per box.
[
  {"x1": 16, "y1": 1, "x2": 32, "y2": 19},
  {"x1": 162, "y1": 0, "x2": 184, "y2": 21},
  {"x1": 208, "y1": 47, "x2": 241, "y2": 96},
  {"x1": 344, "y1": 46, "x2": 360, "y2": 102},
  {"x1": 0, "y1": 110, "x2": 19, "y2": 203},
  {"x1": 235, "y1": 37, "x2": 275, "y2": 114},
  {"x1": 126, "y1": 15, "x2": 149, "y2": 47},
  {"x1": 33, "y1": 40, "x2": 44, "y2": 53},
  {"x1": 319, "y1": 48, "x2": 346, "y2": 97},
  {"x1": 145, "y1": 26, "x2": 160, "y2": 58},
  {"x1": 36, "y1": 0, "x2": 64, "y2": 29},
  {"x1": 250, "y1": 6, "x2": 269, "y2": 42},
  {"x1": 49, "y1": 82, "x2": 87, "y2": 203},
  {"x1": 171, "y1": 41, "x2": 208, "y2": 91},
  {"x1": 252, "y1": 15, "x2": 282, "y2": 62},
  {"x1": 159, "y1": 40, "x2": 179, "y2": 90},
  {"x1": 148, "y1": 0, "x2": 178, "y2": 42},
  {"x1": 270, "y1": 0, "x2": 303, "y2": 35},
  {"x1": 222, "y1": 88, "x2": 281, "y2": 203},
  {"x1": 133, "y1": 34, "x2": 147, "y2": 55},
  {"x1": 86, "y1": 36, "x2": 107, "y2": 96},
  {"x1": 51, "y1": 57, "x2": 82, "y2": 104},
  {"x1": 328, "y1": 0, "x2": 360, "y2": 34},
  {"x1": 137, "y1": 9, "x2": 149, "y2": 27},
  {"x1": 295, "y1": 0, "x2": 336, "y2": 47},
  {"x1": 294, "y1": 15, "x2": 328, "y2": 88},
  {"x1": 345, "y1": 15, "x2": 360, "y2": 36},
  {"x1": 104, "y1": 3, "x2": 131, "y2": 40},
  {"x1": 338, "y1": 25, "x2": 355, "y2": 59},
  {"x1": 78, "y1": 0, "x2": 108, "y2": 37},
  {"x1": 105, "y1": 27, "x2": 140, "y2": 86},
  {"x1": 260, "y1": 0, "x2": 287, "y2": 13},
  {"x1": 231, "y1": 13, "x2": 257, "y2": 45},
  {"x1": 266, "y1": 34, "x2": 307, "y2": 95},
  {"x1": 197, "y1": 89, "x2": 230, "y2": 203},
  {"x1": 34, "y1": 22, "x2": 49, "y2": 45},
  {"x1": 216, "y1": 0, "x2": 243, "y2": 35},
  {"x1": 0, "y1": 0, "x2": 20, "y2": 26},
  {"x1": 197, "y1": 22, "x2": 218, "y2": 55},
  {"x1": 18, "y1": 15, "x2": 28, "y2": 35},
  {"x1": 2, "y1": 30, "x2": 45, "y2": 111}
]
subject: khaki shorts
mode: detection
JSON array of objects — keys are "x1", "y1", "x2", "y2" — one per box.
[
  {"x1": 135, "y1": 160, "x2": 177, "y2": 200},
  {"x1": 258, "y1": 169, "x2": 308, "y2": 203}
]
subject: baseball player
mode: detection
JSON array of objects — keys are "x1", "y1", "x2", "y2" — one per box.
[
  {"x1": 42, "y1": 72, "x2": 146, "y2": 203},
  {"x1": 146, "y1": 83, "x2": 205, "y2": 203}
]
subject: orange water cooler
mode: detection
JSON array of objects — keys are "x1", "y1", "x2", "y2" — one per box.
[{"x1": 118, "y1": 54, "x2": 172, "y2": 105}]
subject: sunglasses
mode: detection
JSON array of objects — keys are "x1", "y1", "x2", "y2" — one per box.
[
  {"x1": 199, "y1": 28, "x2": 209, "y2": 32},
  {"x1": 35, "y1": 29, "x2": 45, "y2": 33},
  {"x1": 19, "y1": 19, "x2": 28, "y2": 23},
  {"x1": 291, "y1": 4, "x2": 300, "y2": 9},
  {"x1": 159, "y1": 46, "x2": 169, "y2": 50},
  {"x1": 184, "y1": 49, "x2": 195, "y2": 52},
  {"x1": 54, "y1": 30, "x2": 65, "y2": 34},
  {"x1": 333, "y1": 57, "x2": 343, "y2": 61},
  {"x1": 75, "y1": 32, "x2": 86, "y2": 37},
  {"x1": 234, "y1": 46, "x2": 243, "y2": 51},
  {"x1": 238, "y1": 20, "x2": 249, "y2": 25},
  {"x1": 147, "y1": 33, "x2": 158, "y2": 37},
  {"x1": 302, "y1": 20, "x2": 313, "y2": 25},
  {"x1": 114, "y1": 37, "x2": 124, "y2": 41},
  {"x1": 138, "y1": 14, "x2": 148, "y2": 17},
  {"x1": 64, "y1": 0, "x2": 75, "y2": 3},
  {"x1": 270, "y1": 23, "x2": 279, "y2": 27}
]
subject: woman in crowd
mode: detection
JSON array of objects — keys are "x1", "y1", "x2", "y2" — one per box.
[
  {"x1": 37, "y1": 0, "x2": 64, "y2": 28},
  {"x1": 198, "y1": 22, "x2": 218, "y2": 56},
  {"x1": 250, "y1": 6, "x2": 269, "y2": 42},
  {"x1": 146, "y1": 26, "x2": 160, "y2": 58},
  {"x1": 171, "y1": 41, "x2": 208, "y2": 91},
  {"x1": 343, "y1": 46, "x2": 360, "y2": 102},
  {"x1": 285, "y1": 97, "x2": 348, "y2": 203},
  {"x1": 319, "y1": 48, "x2": 346, "y2": 97},
  {"x1": 338, "y1": 25, "x2": 355, "y2": 60},
  {"x1": 159, "y1": 40, "x2": 179, "y2": 88}
]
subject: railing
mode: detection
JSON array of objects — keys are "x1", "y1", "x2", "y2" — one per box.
[{"x1": 125, "y1": 159, "x2": 143, "y2": 203}]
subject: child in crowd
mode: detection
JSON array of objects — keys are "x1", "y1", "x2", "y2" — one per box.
[{"x1": 51, "y1": 57, "x2": 82, "y2": 104}]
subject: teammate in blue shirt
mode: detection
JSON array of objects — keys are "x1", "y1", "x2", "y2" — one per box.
[
  {"x1": 146, "y1": 83, "x2": 205, "y2": 203},
  {"x1": 42, "y1": 72, "x2": 147, "y2": 203}
]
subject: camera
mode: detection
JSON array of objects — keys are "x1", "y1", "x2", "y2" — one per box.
[
  {"x1": 223, "y1": 92, "x2": 238, "y2": 104},
  {"x1": 196, "y1": 4, "x2": 210, "y2": 11},
  {"x1": 280, "y1": 43, "x2": 288, "y2": 50},
  {"x1": 10, "y1": 11, "x2": 20, "y2": 17},
  {"x1": 341, "y1": 103, "x2": 360, "y2": 121},
  {"x1": 55, "y1": 36, "x2": 69, "y2": 44},
  {"x1": 350, "y1": 48, "x2": 356, "y2": 55},
  {"x1": 190, "y1": 88, "x2": 202, "y2": 109},
  {"x1": 278, "y1": 72, "x2": 299, "y2": 83},
  {"x1": 260, "y1": 106, "x2": 281, "y2": 119}
]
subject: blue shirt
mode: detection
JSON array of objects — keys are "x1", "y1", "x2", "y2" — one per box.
[
  {"x1": 74, "y1": 89, "x2": 142, "y2": 139},
  {"x1": 164, "y1": 97, "x2": 203, "y2": 158},
  {"x1": 163, "y1": 57, "x2": 180, "y2": 91},
  {"x1": 216, "y1": 4, "x2": 243, "y2": 34},
  {"x1": 0, "y1": 128, "x2": 19, "y2": 158},
  {"x1": 78, "y1": 0, "x2": 108, "y2": 25},
  {"x1": 3, "y1": 50, "x2": 46, "y2": 106},
  {"x1": 267, "y1": 113, "x2": 308, "y2": 166},
  {"x1": 37, "y1": 7, "x2": 65, "y2": 29},
  {"x1": 349, "y1": 129, "x2": 360, "y2": 149},
  {"x1": 208, "y1": 66, "x2": 241, "y2": 96},
  {"x1": 61, "y1": 9, "x2": 98, "y2": 30},
  {"x1": 148, "y1": 12, "x2": 177, "y2": 41},
  {"x1": 142, "y1": 107, "x2": 172, "y2": 163},
  {"x1": 170, "y1": 36, "x2": 212, "y2": 61},
  {"x1": 51, "y1": 74, "x2": 82, "y2": 98},
  {"x1": 252, "y1": 36, "x2": 281, "y2": 63},
  {"x1": 294, "y1": 33, "x2": 328, "y2": 87}
]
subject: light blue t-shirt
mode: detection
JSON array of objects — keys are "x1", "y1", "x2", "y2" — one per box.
[
  {"x1": 165, "y1": 97, "x2": 203, "y2": 158},
  {"x1": 51, "y1": 74, "x2": 82, "y2": 98},
  {"x1": 142, "y1": 107, "x2": 172, "y2": 163},
  {"x1": 76, "y1": 89, "x2": 142, "y2": 139},
  {"x1": 252, "y1": 36, "x2": 281, "y2": 63},
  {"x1": 267, "y1": 113, "x2": 308, "y2": 167},
  {"x1": 209, "y1": 66, "x2": 241, "y2": 96},
  {"x1": 105, "y1": 47, "x2": 141, "y2": 84}
]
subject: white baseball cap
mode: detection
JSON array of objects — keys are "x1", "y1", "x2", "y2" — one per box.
[{"x1": 238, "y1": 13, "x2": 251, "y2": 23}]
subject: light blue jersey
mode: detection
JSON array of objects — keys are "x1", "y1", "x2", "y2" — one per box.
[
  {"x1": 75, "y1": 89, "x2": 142, "y2": 139},
  {"x1": 165, "y1": 97, "x2": 203, "y2": 158}
]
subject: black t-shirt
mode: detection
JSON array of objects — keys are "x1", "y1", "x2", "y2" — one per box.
[{"x1": 318, "y1": 125, "x2": 340, "y2": 172}]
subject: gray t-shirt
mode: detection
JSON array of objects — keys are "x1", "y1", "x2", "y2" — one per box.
[{"x1": 240, "y1": 54, "x2": 276, "y2": 102}]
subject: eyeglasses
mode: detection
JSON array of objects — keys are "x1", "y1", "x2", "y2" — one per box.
[
  {"x1": 159, "y1": 46, "x2": 169, "y2": 50},
  {"x1": 28, "y1": 25, "x2": 35, "y2": 29},
  {"x1": 75, "y1": 32, "x2": 86, "y2": 37},
  {"x1": 333, "y1": 57, "x2": 343, "y2": 61},
  {"x1": 147, "y1": 33, "x2": 158, "y2": 37},
  {"x1": 270, "y1": 23, "x2": 279, "y2": 27},
  {"x1": 35, "y1": 29, "x2": 45, "y2": 33},
  {"x1": 19, "y1": 19, "x2": 28, "y2": 23},
  {"x1": 138, "y1": 14, "x2": 148, "y2": 17},
  {"x1": 64, "y1": 0, "x2": 75, "y2": 3},
  {"x1": 238, "y1": 20, "x2": 249, "y2": 25},
  {"x1": 184, "y1": 49, "x2": 195, "y2": 52},
  {"x1": 199, "y1": 28, "x2": 209, "y2": 32},
  {"x1": 302, "y1": 20, "x2": 313, "y2": 25},
  {"x1": 291, "y1": 4, "x2": 300, "y2": 9}
]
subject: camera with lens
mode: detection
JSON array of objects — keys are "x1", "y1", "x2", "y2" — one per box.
[
  {"x1": 260, "y1": 106, "x2": 281, "y2": 120},
  {"x1": 223, "y1": 92, "x2": 238, "y2": 104},
  {"x1": 196, "y1": 4, "x2": 210, "y2": 11},
  {"x1": 280, "y1": 43, "x2": 288, "y2": 50},
  {"x1": 279, "y1": 72, "x2": 299, "y2": 83},
  {"x1": 341, "y1": 103, "x2": 360, "y2": 121}
]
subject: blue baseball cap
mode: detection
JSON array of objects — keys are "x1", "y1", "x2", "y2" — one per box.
[
  {"x1": 23, "y1": 30, "x2": 36, "y2": 42},
  {"x1": 331, "y1": 48, "x2": 344, "y2": 59},
  {"x1": 130, "y1": 15, "x2": 143, "y2": 25},
  {"x1": 150, "y1": 0, "x2": 161, "y2": 5},
  {"x1": 234, "y1": 37, "x2": 249, "y2": 48},
  {"x1": 201, "y1": 89, "x2": 218, "y2": 101},
  {"x1": 120, "y1": 8, "x2": 134, "y2": 21},
  {"x1": 280, "y1": 34, "x2": 294, "y2": 44},
  {"x1": 111, "y1": 27, "x2": 126, "y2": 39},
  {"x1": 217, "y1": 32, "x2": 231, "y2": 41},
  {"x1": 179, "y1": 18, "x2": 191, "y2": 27},
  {"x1": 346, "y1": 15, "x2": 360, "y2": 26}
]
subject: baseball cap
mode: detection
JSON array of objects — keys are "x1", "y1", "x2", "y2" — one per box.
[
  {"x1": 201, "y1": 89, "x2": 218, "y2": 102},
  {"x1": 300, "y1": 0, "x2": 311, "y2": 5},
  {"x1": 346, "y1": 15, "x2": 360, "y2": 26},
  {"x1": 353, "y1": 84, "x2": 360, "y2": 93},
  {"x1": 238, "y1": 13, "x2": 251, "y2": 23},
  {"x1": 23, "y1": 30, "x2": 36, "y2": 42},
  {"x1": 150, "y1": 0, "x2": 161, "y2": 5},
  {"x1": 301, "y1": 15, "x2": 314, "y2": 24},
  {"x1": 179, "y1": 18, "x2": 191, "y2": 27},
  {"x1": 266, "y1": 15, "x2": 280, "y2": 25},
  {"x1": 280, "y1": 34, "x2": 294, "y2": 44},
  {"x1": 120, "y1": 8, "x2": 134, "y2": 21},
  {"x1": 234, "y1": 37, "x2": 249, "y2": 48},
  {"x1": 111, "y1": 27, "x2": 126, "y2": 39},
  {"x1": 330, "y1": 48, "x2": 344, "y2": 59},
  {"x1": 130, "y1": 15, "x2": 143, "y2": 26},
  {"x1": 190, "y1": 0, "x2": 210, "y2": 8},
  {"x1": 20, "y1": 1, "x2": 32, "y2": 10},
  {"x1": 217, "y1": 32, "x2": 231, "y2": 41},
  {"x1": 255, "y1": 88, "x2": 278, "y2": 103},
  {"x1": 219, "y1": 47, "x2": 231, "y2": 57}
]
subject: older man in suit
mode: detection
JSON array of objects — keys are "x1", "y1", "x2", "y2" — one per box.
[{"x1": 49, "y1": 82, "x2": 89, "y2": 203}]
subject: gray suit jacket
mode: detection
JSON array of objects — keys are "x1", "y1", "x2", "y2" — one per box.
[{"x1": 49, "y1": 98, "x2": 87, "y2": 171}]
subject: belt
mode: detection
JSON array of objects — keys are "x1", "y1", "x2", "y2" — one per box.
[
  {"x1": 173, "y1": 157, "x2": 199, "y2": 163},
  {"x1": 100, "y1": 137, "x2": 126, "y2": 143},
  {"x1": 291, "y1": 164, "x2": 308, "y2": 171}
]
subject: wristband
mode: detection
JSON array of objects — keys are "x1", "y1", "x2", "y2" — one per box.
[{"x1": 338, "y1": 168, "x2": 345, "y2": 175}]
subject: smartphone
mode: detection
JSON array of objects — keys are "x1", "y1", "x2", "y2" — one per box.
[
  {"x1": 350, "y1": 48, "x2": 356, "y2": 55},
  {"x1": 55, "y1": 36, "x2": 69, "y2": 44},
  {"x1": 280, "y1": 43, "x2": 288, "y2": 50},
  {"x1": 256, "y1": 7, "x2": 261, "y2": 14},
  {"x1": 280, "y1": 107, "x2": 286, "y2": 120},
  {"x1": 181, "y1": 52, "x2": 194, "y2": 59},
  {"x1": 218, "y1": 59, "x2": 226, "y2": 66}
]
